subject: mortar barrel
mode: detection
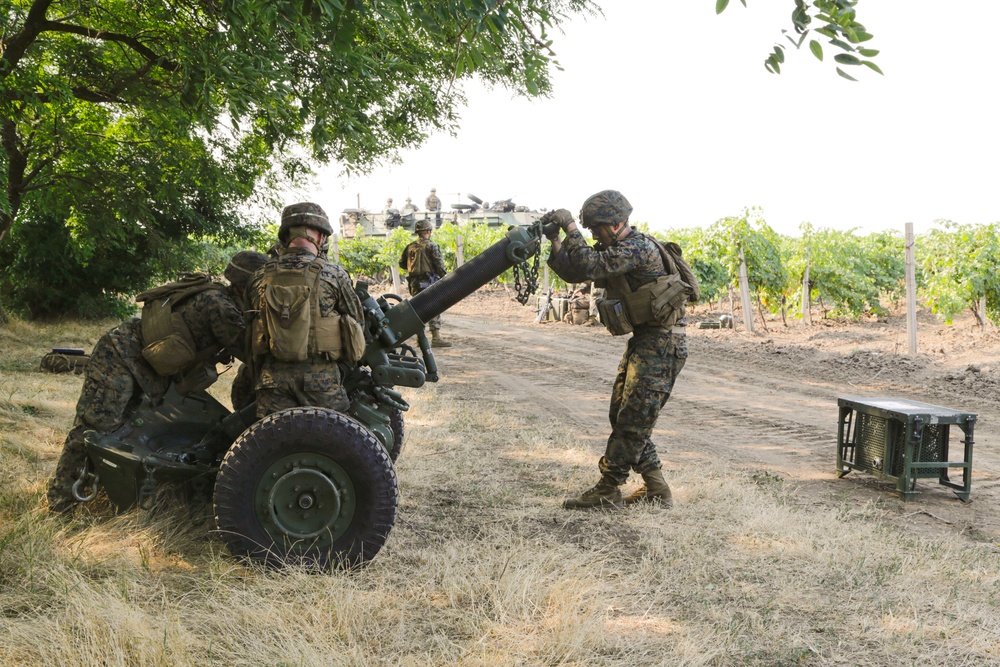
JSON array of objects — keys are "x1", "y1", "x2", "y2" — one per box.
[{"x1": 408, "y1": 232, "x2": 522, "y2": 325}]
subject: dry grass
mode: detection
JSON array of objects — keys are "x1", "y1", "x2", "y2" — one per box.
[{"x1": 2, "y1": 317, "x2": 1000, "y2": 666}]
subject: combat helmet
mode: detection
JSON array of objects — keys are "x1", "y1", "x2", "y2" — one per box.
[
  {"x1": 579, "y1": 190, "x2": 633, "y2": 229},
  {"x1": 278, "y1": 202, "x2": 333, "y2": 243},
  {"x1": 224, "y1": 250, "x2": 269, "y2": 287},
  {"x1": 414, "y1": 219, "x2": 434, "y2": 233}
]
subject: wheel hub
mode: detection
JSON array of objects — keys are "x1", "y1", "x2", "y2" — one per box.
[{"x1": 256, "y1": 454, "x2": 357, "y2": 543}]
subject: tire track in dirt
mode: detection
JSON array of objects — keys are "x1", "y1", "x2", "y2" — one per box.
[{"x1": 433, "y1": 305, "x2": 1000, "y2": 543}]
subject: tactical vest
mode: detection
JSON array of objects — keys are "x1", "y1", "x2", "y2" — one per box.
[
  {"x1": 596, "y1": 235, "x2": 699, "y2": 336},
  {"x1": 137, "y1": 274, "x2": 224, "y2": 376},
  {"x1": 252, "y1": 258, "x2": 345, "y2": 362}
]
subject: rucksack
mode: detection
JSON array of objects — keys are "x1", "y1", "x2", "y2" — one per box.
[
  {"x1": 252, "y1": 258, "x2": 366, "y2": 363},
  {"x1": 595, "y1": 235, "x2": 700, "y2": 335},
  {"x1": 136, "y1": 273, "x2": 223, "y2": 376},
  {"x1": 405, "y1": 240, "x2": 437, "y2": 276}
]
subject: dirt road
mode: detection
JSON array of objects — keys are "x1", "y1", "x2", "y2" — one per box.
[{"x1": 435, "y1": 292, "x2": 1000, "y2": 546}]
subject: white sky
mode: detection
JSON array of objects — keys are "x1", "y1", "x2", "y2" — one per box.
[{"x1": 306, "y1": 1, "x2": 1000, "y2": 238}]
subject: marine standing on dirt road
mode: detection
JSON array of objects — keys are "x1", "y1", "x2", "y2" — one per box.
[
  {"x1": 249, "y1": 202, "x2": 366, "y2": 419},
  {"x1": 47, "y1": 252, "x2": 262, "y2": 513},
  {"x1": 544, "y1": 190, "x2": 695, "y2": 510},
  {"x1": 399, "y1": 219, "x2": 452, "y2": 348}
]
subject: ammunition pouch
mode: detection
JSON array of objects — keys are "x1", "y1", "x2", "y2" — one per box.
[
  {"x1": 624, "y1": 274, "x2": 690, "y2": 330},
  {"x1": 138, "y1": 273, "x2": 222, "y2": 377},
  {"x1": 142, "y1": 329, "x2": 198, "y2": 377},
  {"x1": 596, "y1": 297, "x2": 633, "y2": 336}
]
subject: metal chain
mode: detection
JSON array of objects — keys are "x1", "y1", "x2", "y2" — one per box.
[{"x1": 511, "y1": 245, "x2": 540, "y2": 305}]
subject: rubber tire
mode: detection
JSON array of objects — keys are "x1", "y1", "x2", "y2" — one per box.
[
  {"x1": 388, "y1": 407, "x2": 404, "y2": 462},
  {"x1": 213, "y1": 408, "x2": 397, "y2": 569}
]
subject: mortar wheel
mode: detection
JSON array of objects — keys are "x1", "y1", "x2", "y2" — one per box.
[
  {"x1": 388, "y1": 407, "x2": 404, "y2": 462},
  {"x1": 213, "y1": 408, "x2": 397, "y2": 569}
]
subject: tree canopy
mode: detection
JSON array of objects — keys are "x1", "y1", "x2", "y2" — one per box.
[
  {"x1": 1, "y1": 0, "x2": 595, "y2": 315},
  {"x1": 1, "y1": 0, "x2": 877, "y2": 317},
  {"x1": 718, "y1": 0, "x2": 881, "y2": 80}
]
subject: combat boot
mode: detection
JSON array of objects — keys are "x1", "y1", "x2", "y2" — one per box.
[
  {"x1": 431, "y1": 331, "x2": 452, "y2": 348},
  {"x1": 562, "y1": 477, "x2": 623, "y2": 510},
  {"x1": 623, "y1": 468, "x2": 673, "y2": 508}
]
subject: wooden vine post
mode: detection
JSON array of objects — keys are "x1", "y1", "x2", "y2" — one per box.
[
  {"x1": 802, "y1": 248, "x2": 811, "y2": 326},
  {"x1": 905, "y1": 222, "x2": 917, "y2": 355},
  {"x1": 738, "y1": 246, "x2": 755, "y2": 333}
]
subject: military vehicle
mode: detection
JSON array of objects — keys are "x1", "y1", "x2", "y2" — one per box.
[
  {"x1": 70, "y1": 220, "x2": 554, "y2": 570},
  {"x1": 339, "y1": 194, "x2": 545, "y2": 238}
]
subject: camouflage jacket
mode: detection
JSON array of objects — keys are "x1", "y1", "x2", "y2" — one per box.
[
  {"x1": 425, "y1": 194, "x2": 441, "y2": 211},
  {"x1": 547, "y1": 229, "x2": 665, "y2": 291},
  {"x1": 176, "y1": 286, "x2": 249, "y2": 362}
]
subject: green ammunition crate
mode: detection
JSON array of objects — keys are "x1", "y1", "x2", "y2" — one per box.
[{"x1": 836, "y1": 397, "x2": 976, "y2": 501}]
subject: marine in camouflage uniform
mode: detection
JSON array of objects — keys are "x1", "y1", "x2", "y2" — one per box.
[
  {"x1": 250, "y1": 203, "x2": 365, "y2": 419},
  {"x1": 545, "y1": 190, "x2": 687, "y2": 510},
  {"x1": 425, "y1": 188, "x2": 442, "y2": 225},
  {"x1": 399, "y1": 219, "x2": 451, "y2": 347},
  {"x1": 47, "y1": 254, "x2": 261, "y2": 513}
]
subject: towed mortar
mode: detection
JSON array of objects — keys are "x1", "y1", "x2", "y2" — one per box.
[{"x1": 75, "y1": 222, "x2": 552, "y2": 569}]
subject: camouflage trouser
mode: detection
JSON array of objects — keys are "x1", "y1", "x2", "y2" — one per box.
[
  {"x1": 256, "y1": 356, "x2": 350, "y2": 419},
  {"x1": 408, "y1": 278, "x2": 442, "y2": 332},
  {"x1": 47, "y1": 334, "x2": 143, "y2": 512},
  {"x1": 599, "y1": 331, "x2": 687, "y2": 485},
  {"x1": 230, "y1": 362, "x2": 256, "y2": 411}
]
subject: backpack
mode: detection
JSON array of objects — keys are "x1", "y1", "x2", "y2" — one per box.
[
  {"x1": 253, "y1": 258, "x2": 356, "y2": 363},
  {"x1": 137, "y1": 274, "x2": 223, "y2": 376},
  {"x1": 405, "y1": 240, "x2": 437, "y2": 276},
  {"x1": 595, "y1": 235, "x2": 700, "y2": 335}
]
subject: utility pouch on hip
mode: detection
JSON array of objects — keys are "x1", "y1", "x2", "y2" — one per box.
[
  {"x1": 596, "y1": 297, "x2": 633, "y2": 336},
  {"x1": 624, "y1": 274, "x2": 689, "y2": 329}
]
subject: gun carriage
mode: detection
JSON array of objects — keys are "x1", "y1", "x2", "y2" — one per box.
[{"x1": 74, "y1": 221, "x2": 551, "y2": 569}]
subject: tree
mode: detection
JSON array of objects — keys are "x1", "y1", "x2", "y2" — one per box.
[
  {"x1": 708, "y1": 208, "x2": 787, "y2": 315},
  {"x1": 1, "y1": 0, "x2": 596, "y2": 316},
  {"x1": 717, "y1": 0, "x2": 882, "y2": 80}
]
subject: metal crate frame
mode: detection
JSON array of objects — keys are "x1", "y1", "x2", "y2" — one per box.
[{"x1": 836, "y1": 397, "x2": 976, "y2": 501}]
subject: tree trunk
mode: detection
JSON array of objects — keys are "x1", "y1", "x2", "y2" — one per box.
[{"x1": 756, "y1": 293, "x2": 769, "y2": 333}]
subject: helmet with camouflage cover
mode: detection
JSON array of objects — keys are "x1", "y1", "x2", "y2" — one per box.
[
  {"x1": 278, "y1": 202, "x2": 333, "y2": 243},
  {"x1": 224, "y1": 250, "x2": 269, "y2": 287},
  {"x1": 579, "y1": 190, "x2": 633, "y2": 229},
  {"x1": 414, "y1": 219, "x2": 434, "y2": 233}
]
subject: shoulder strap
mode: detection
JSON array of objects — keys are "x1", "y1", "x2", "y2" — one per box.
[
  {"x1": 307, "y1": 258, "x2": 326, "y2": 354},
  {"x1": 645, "y1": 234, "x2": 700, "y2": 304},
  {"x1": 137, "y1": 273, "x2": 222, "y2": 307}
]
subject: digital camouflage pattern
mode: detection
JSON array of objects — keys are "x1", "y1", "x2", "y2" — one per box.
[
  {"x1": 39, "y1": 351, "x2": 90, "y2": 374},
  {"x1": 230, "y1": 362, "x2": 255, "y2": 411},
  {"x1": 250, "y1": 246, "x2": 364, "y2": 418},
  {"x1": 278, "y1": 202, "x2": 333, "y2": 243},
  {"x1": 600, "y1": 332, "x2": 687, "y2": 484},
  {"x1": 47, "y1": 287, "x2": 250, "y2": 512},
  {"x1": 550, "y1": 229, "x2": 666, "y2": 294},
  {"x1": 579, "y1": 190, "x2": 633, "y2": 228},
  {"x1": 547, "y1": 227, "x2": 687, "y2": 487},
  {"x1": 399, "y1": 236, "x2": 447, "y2": 331}
]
